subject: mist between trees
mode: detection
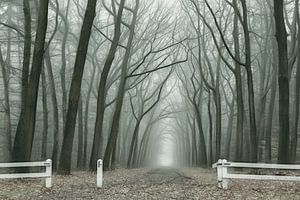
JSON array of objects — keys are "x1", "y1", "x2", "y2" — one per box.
[{"x1": 0, "y1": 0, "x2": 299, "y2": 175}]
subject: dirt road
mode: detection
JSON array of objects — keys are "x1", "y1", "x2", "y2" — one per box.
[{"x1": 0, "y1": 168, "x2": 299, "y2": 199}]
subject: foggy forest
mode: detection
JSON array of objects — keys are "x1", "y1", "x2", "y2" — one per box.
[{"x1": 0, "y1": 0, "x2": 299, "y2": 199}]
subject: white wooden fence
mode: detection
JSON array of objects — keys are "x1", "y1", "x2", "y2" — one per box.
[
  {"x1": 97, "y1": 159, "x2": 103, "y2": 188},
  {"x1": 212, "y1": 159, "x2": 300, "y2": 189},
  {"x1": 0, "y1": 159, "x2": 52, "y2": 188}
]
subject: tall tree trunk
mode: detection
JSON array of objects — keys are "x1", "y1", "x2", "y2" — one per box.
[
  {"x1": 213, "y1": 88, "x2": 221, "y2": 161},
  {"x1": 127, "y1": 119, "x2": 141, "y2": 168},
  {"x1": 140, "y1": 123, "x2": 155, "y2": 166},
  {"x1": 103, "y1": 0, "x2": 139, "y2": 171},
  {"x1": 193, "y1": 99, "x2": 207, "y2": 167},
  {"x1": 13, "y1": 0, "x2": 49, "y2": 162},
  {"x1": 0, "y1": 2, "x2": 13, "y2": 160},
  {"x1": 20, "y1": 0, "x2": 31, "y2": 121},
  {"x1": 207, "y1": 92, "x2": 213, "y2": 165},
  {"x1": 199, "y1": 18, "x2": 222, "y2": 162},
  {"x1": 225, "y1": 94, "x2": 235, "y2": 159},
  {"x1": 120, "y1": 117, "x2": 133, "y2": 166},
  {"x1": 185, "y1": 120, "x2": 192, "y2": 167},
  {"x1": 60, "y1": 0, "x2": 71, "y2": 133},
  {"x1": 77, "y1": 97, "x2": 84, "y2": 169},
  {"x1": 58, "y1": 0, "x2": 97, "y2": 175},
  {"x1": 233, "y1": 3, "x2": 244, "y2": 161},
  {"x1": 12, "y1": 0, "x2": 31, "y2": 162},
  {"x1": 241, "y1": 0, "x2": 257, "y2": 162},
  {"x1": 290, "y1": 0, "x2": 300, "y2": 162},
  {"x1": 265, "y1": 63, "x2": 277, "y2": 162},
  {"x1": 5, "y1": 5, "x2": 12, "y2": 159},
  {"x1": 257, "y1": 92, "x2": 268, "y2": 161},
  {"x1": 274, "y1": 0, "x2": 290, "y2": 164},
  {"x1": 89, "y1": 0, "x2": 125, "y2": 171},
  {"x1": 265, "y1": 6, "x2": 278, "y2": 163},
  {"x1": 44, "y1": 49, "x2": 59, "y2": 171},
  {"x1": 257, "y1": 6, "x2": 272, "y2": 161},
  {"x1": 83, "y1": 58, "x2": 97, "y2": 168},
  {"x1": 0, "y1": 46, "x2": 12, "y2": 161},
  {"x1": 187, "y1": 116, "x2": 197, "y2": 166},
  {"x1": 137, "y1": 111, "x2": 155, "y2": 166},
  {"x1": 41, "y1": 65, "x2": 48, "y2": 160}
]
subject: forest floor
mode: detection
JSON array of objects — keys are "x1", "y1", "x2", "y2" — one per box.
[{"x1": 0, "y1": 167, "x2": 299, "y2": 199}]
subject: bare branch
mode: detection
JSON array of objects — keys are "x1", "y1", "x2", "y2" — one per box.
[
  {"x1": 0, "y1": 22, "x2": 25, "y2": 37},
  {"x1": 128, "y1": 53, "x2": 188, "y2": 78}
]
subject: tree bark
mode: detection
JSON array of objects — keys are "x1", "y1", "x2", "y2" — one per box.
[
  {"x1": 83, "y1": 56, "x2": 97, "y2": 169},
  {"x1": 241, "y1": 0, "x2": 257, "y2": 162},
  {"x1": 206, "y1": 92, "x2": 213, "y2": 165},
  {"x1": 89, "y1": 0, "x2": 125, "y2": 171},
  {"x1": 58, "y1": 0, "x2": 97, "y2": 175},
  {"x1": 274, "y1": 0, "x2": 290, "y2": 164},
  {"x1": 0, "y1": 46, "x2": 12, "y2": 161},
  {"x1": 60, "y1": 0, "x2": 71, "y2": 133},
  {"x1": 103, "y1": 0, "x2": 139, "y2": 171},
  {"x1": 127, "y1": 119, "x2": 141, "y2": 168},
  {"x1": 232, "y1": 3, "x2": 244, "y2": 161},
  {"x1": 290, "y1": 0, "x2": 300, "y2": 162},
  {"x1": 44, "y1": 48, "x2": 59, "y2": 171},
  {"x1": 41, "y1": 65, "x2": 48, "y2": 160},
  {"x1": 13, "y1": 0, "x2": 49, "y2": 162},
  {"x1": 265, "y1": 62, "x2": 277, "y2": 162},
  {"x1": 265, "y1": 3, "x2": 278, "y2": 163},
  {"x1": 194, "y1": 103, "x2": 207, "y2": 167},
  {"x1": 12, "y1": 0, "x2": 31, "y2": 162},
  {"x1": 77, "y1": 97, "x2": 84, "y2": 169},
  {"x1": 225, "y1": 94, "x2": 235, "y2": 159},
  {"x1": 20, "y1": 0, "x2": 31, "y2": 119}
]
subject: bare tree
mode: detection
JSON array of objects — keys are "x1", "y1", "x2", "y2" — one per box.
[
  {"x1": 103, "y1": 0, "x2": 141, "y2": 171},
  {"x1": 290, "y1": 0, "x2": 300, "y2": 163},
  {"x1": 41, "y1": 64, "x2": 48, "y2": 160},
  {"x1": 58, "y1": 0, "x2": 98, "y2": 175},
  {"x1": 127, "y1": 69, "x2": 173, "y2": 168},
  {"x1": 89, "y1": 0, "x2": 126, "y2": 171},
  {"x1": 13, "y1": 0, "x2": 49, "y2": 162},
  {"x1": 0, "y1": 46, "x2": 12, "y2": 161},
  {"x1": 274, "y1": 0, "x2": 290, "y2": 164}
]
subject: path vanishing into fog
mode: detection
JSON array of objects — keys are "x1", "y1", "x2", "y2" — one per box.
[{"x1": 0, "y1": 168, "x2": 299, "y2": 199}]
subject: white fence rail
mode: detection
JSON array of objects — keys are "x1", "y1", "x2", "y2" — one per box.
[
  {"x1": 0, "y1": 159, "x2": 52, "y2": 188},
  {"x1": 212, "y1": 159, "x2": 300, "y2": 189},
  {"x1": 97, "y1": 159, "x2": 103, "y2": 188}
]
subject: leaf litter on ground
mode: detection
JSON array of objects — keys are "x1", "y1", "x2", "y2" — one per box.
[{"x1": 0, "y1": 168, "x2": 299, "y2": 199}]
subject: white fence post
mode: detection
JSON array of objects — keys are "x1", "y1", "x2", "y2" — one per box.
[
  {"x1": 45, "y1": 159, "x2": 52, "y2": 188},
  {"x1": 216, "y1": 159, "x2": 223, "y2": 188},
  {"x1": 0, "y1": 159, "x2": 53, "y2": 188},
  {"x1": 221, "y1": 159, "x2": 228, "y2": 189},
  {"x1": 97, "y1": 159, "x2": 103, "y2": 188},
  {"x1": 213, "y1": 159, "x2": 300, "y2": 189}
]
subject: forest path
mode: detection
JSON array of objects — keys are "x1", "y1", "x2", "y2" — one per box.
[{"x1": 0, "y1": 168, "x2": 299, "y2": 199}]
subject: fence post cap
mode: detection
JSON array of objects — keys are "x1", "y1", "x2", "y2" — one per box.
[
  {"x1": 97, "y1": 159, "x2": 103, "y2": 164},
  {"x1": 46, "y1": 159, "x2": 52, "y2": 163}
]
